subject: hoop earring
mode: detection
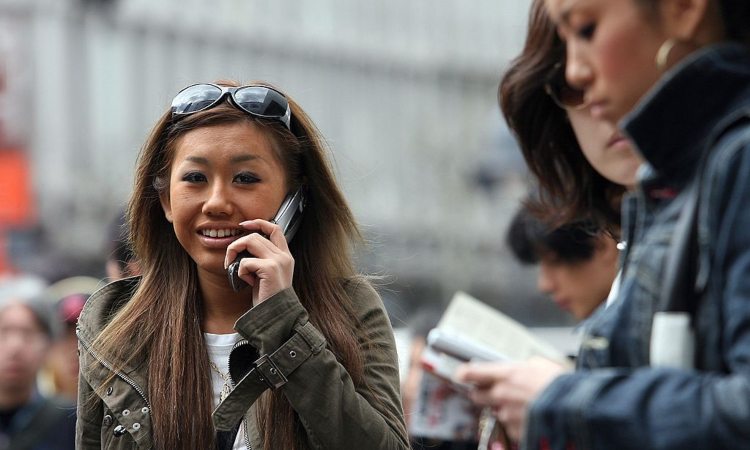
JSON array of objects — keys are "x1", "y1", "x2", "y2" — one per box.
[{"x1": 655, "y1": 38, "x2": 678, "y2": 72}]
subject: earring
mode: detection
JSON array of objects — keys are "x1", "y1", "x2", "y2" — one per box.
[{"x1": 655, "y1": 38, "x2": 678, "y2": 72}]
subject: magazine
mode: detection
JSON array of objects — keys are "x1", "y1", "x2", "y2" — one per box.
[{"x1": 422, "y1": 291, "x2": 572, "y2": 383}]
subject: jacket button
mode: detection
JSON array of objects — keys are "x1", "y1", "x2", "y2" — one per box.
[
  {"x1": 141, "y1": 407, "x2": 149, "y2": 414},
  {"x1": 132, "y1": 423, "x2": 141, "y2": 431},
  {"x1": 113, "y1": 425, "x2": 127, "y2": 437},
  {"x1": 106, "y1": 386, "x2": 113, "y2": 396},
  {"x1": 122, "y1": 409, "x2": 130, "y2": 416},
  {"x1": 103, "y1": 415, "x2": 113, "y2": 427}
]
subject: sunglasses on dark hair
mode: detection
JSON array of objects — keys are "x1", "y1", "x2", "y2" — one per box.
[
  {"x1": 544, "y1": 62, "x2": 586, "y2": 110},
  {"x1": 171, "y1": 83, "x2": 292, "y2": 130}
]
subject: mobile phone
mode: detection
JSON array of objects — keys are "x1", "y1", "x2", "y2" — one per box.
[{"x1": 227, "y1": 187, "x2": 308, "y2": 292}]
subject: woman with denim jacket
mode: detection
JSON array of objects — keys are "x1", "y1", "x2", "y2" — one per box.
[
  {"x1": 456, "y1": 0, "x2": 643, "y2": 443},
  {"x1": 75, "y1": 81, "x2": 409, "y2": 450},
  {"x1": 460, "y1": 0, "x2": 750, "y2": 449}
]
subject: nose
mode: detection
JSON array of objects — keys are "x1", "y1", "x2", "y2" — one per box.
[
  {"x1": 537, "y1": 265, "x2": 555, "y2": 295},
  {"x1": 565, "y1": 43, "x2": 593, "y2": 92},
  {"x1": 202, "y1": 182, "x2": 234, "y2": 217}
]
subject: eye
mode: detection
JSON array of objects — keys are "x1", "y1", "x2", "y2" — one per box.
[
  {"x1": 234, "y1": 172, "x2": 260, "y2": 184},
  {"x1": 575, "y1": 23, "x2": 596, "y2": 40},
  {"x1": 182, "y1": 171, "x2": 207, "y2": 183}
]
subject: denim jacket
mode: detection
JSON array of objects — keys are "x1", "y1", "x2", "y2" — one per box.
[{"x1": 523, "y1": 43, "x2": 750, "y2": 450}]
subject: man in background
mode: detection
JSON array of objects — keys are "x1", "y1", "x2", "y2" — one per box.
[{"x1": 0, "y1": 277, "x2": 75, "y2": 450}]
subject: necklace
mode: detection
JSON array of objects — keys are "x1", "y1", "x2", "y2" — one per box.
[{"x1": 209, "y1": 360, "x2": 233, "y2": 403}]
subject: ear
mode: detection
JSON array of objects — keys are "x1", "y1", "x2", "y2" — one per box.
[
  {"x1": 595, "y1": 234, "x2": 619, "y2": 265},
  {"x1": 659, "y1": 0, "x2": 712, "y2": 42},
  {"x1": 159, "y1": 190, "x2": 173, "y2": 223}
]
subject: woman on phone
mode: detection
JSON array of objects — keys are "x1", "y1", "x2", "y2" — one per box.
[{"x1": 76, "y1": 81, "x2": 409, "y2": 450}]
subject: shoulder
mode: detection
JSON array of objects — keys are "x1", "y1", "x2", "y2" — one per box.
[
  {"x1": 341, "y1": 276, "x2": 384, "y2": 312},
  {"x1": 341, "y1": 276, "x2": 397, "y2": 334},
  {"x1": 77, "y1": 277, "x2": 141, "y2": 341}
]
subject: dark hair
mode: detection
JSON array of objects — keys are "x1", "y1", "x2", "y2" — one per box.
[
  {"x1": 499, "y1": 0, "x2": 624, "y2": 232},
  {"x1": 635, "y1": 0, "x2": 750, "y2": 46},
  {"x1": 507, "y1": 204, "x2": 601, "y2": 265},
  {"x1": 718, "y1": 0, "x2": 750, "y2": 45}
]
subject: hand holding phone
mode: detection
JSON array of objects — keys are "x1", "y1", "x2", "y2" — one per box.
[{"x1": 227, "y1": 188, "x2": 307, "y2": 292}]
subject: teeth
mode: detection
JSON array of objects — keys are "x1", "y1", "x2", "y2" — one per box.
[{"x1": 202, "y1": 229, "x2": 238, "y2": 238}]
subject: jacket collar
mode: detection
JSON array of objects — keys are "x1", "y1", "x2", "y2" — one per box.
[{"x1": 622, "y1": 43, "x2": 750, "y2": 188}]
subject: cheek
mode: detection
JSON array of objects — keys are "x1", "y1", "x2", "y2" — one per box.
[
  {"x1": 597, "y1": 16, "x2": 663, "y2": 109},
  {"x1": 570, "y1": 113, "x2": 609, "y2": 165}
]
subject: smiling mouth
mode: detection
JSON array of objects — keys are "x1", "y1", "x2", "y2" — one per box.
[{"x1": 199, "y1": 228, "x2": 245, "y2": 238}]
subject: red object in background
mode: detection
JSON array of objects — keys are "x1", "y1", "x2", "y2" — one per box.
[
  {"x1": 0, "y1": 149, "x2": 34, "y2": 275},
  {"x1": 0, "y1": 149, "x2": 34, "y2": 226}
]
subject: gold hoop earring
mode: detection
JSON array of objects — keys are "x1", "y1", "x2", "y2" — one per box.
[{"x1": 655, "y1": 38, "x2": 678, "y2": 72}]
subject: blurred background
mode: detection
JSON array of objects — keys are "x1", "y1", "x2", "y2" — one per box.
[{"x1": 0, "y1": 0, "x2": 574, "y2": 329}]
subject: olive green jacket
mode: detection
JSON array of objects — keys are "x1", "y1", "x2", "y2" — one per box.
[{"x1": 76, "y1": 277, "x2": 409, "y2": 449}]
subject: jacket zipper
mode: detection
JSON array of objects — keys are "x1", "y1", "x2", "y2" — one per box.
[
  {"x1": 76, "y1": 329, "x2": 151, "y2": 409},
  {"x1": 228, "y1": 339, "x2": 254, "y2": 450}
]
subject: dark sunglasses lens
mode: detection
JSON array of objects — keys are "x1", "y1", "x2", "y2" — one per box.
[
  {"x1": 172, "y1": 85, "x2": 223, "y2": 114},
  {"x1": 234, "y1": 87, "x2": 288, "y2": 117}
]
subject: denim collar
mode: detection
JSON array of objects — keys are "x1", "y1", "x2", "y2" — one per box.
[{"x1": 622, "y1": 43, "x2": 750, "y2": 188}]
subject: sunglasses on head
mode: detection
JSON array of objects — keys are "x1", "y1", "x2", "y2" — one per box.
[
  {"x1": 544, "y1": 62, "x2": 586, "y2": 110},
  {"x1": 171, "y1": 83, "x2": 292, "y2": 130}
]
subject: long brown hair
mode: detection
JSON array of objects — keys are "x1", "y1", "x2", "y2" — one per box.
[
  {"x1": 499, "y1": 0, "x2": 624, "y2": 231},
  {"x1": 93, "y1": 81, "x2": 367, "y2": 449}
]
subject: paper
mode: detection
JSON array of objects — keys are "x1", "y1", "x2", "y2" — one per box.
[{"x1": 429, "y1": 291, "x2": 568, "y2": 364}]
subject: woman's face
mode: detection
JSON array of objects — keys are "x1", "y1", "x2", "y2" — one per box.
[
  {"x1": 545, "y1": 0, "x2": 667, "y2": 124},
  {"x1": 567, "y1": 105, "x2": 643, "y2": 187},
  {"x1": 160, "y1": 121, "x2": 288, "y2": 281}
]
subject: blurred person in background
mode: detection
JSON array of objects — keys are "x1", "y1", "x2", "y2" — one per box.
[
  {"x1": 104, "y1": 207, "x2": 141, "y2": 280},
  {"x1": 506, "y1": 204, "x2": 618, "y2": 322},
  {"x1": 40, "y1": 292, "x2": 89, "y2": 403},
  {"x1": 38, "y1": 277, "x2": 100, "y2": 402},
  {"x1": 0, "y1": 277, "x2": 76, "y2": 450},
  {"x1": 401, "y1": 308, "x2": 480, "y2": 450},
  {"x1": 76, "y1": 81, "x2": 408, "y2": 450}
]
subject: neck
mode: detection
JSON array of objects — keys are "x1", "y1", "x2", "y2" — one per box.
[
  {"x1": 0, "y1": 385, "x2": 33, "y2": 410},
  {"x1": 199, "y1": 271, "x2": 253, "y2": 334}
]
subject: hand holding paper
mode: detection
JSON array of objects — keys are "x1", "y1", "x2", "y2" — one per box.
[{"x1": 455, "y1": 357, "x2": 570, "y2": 442}]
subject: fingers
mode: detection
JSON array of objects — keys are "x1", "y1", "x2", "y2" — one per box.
[
  {"x1": 224, "y1": 220, "x2": 289, "y2": 269},
  {"x1": 455, "y1": 362, "x2": 511, "y2": 387},
  {"x1": 239, "y1": 219, "x2": 291, "y2": 252},
  {"x1": 224, "y1": 219, "x2": 295, "y2": 304}
]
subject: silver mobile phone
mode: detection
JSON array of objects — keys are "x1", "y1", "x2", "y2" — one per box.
[{"x1": 227, "y1": 187, "x2": 307, "y2": 292}]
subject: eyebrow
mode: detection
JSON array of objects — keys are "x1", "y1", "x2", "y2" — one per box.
[
  {"x1": 556, "y1": 0, "x2": 578, "y2": 27},
  {"x1": 185, "y1": 154, "x2": 262, "y2": 165}
]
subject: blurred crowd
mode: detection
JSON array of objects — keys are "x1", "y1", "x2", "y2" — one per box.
[{"x1": 0, "y1": 208, "x2": 140, "y2": 449}]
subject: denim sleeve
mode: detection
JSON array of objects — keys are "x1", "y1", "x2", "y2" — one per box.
[
  {"x1": 522, "y1": 126, "x2": 750, "y2": 450},
  {"x1": 523, "y1": 367, "x2": 750, "y2": 450}
]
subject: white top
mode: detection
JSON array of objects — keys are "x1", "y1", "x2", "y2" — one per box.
[
  {"x1": 204, "y1": 332, "x2": 247, "y2": 450},
  {"x1": 605, "y1": 269, "x2": 622, "y2": 307}
]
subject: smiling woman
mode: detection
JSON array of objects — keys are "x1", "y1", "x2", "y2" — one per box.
[{"x1": 75, "y1": 81, "x2": 409, "y2": 450}]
